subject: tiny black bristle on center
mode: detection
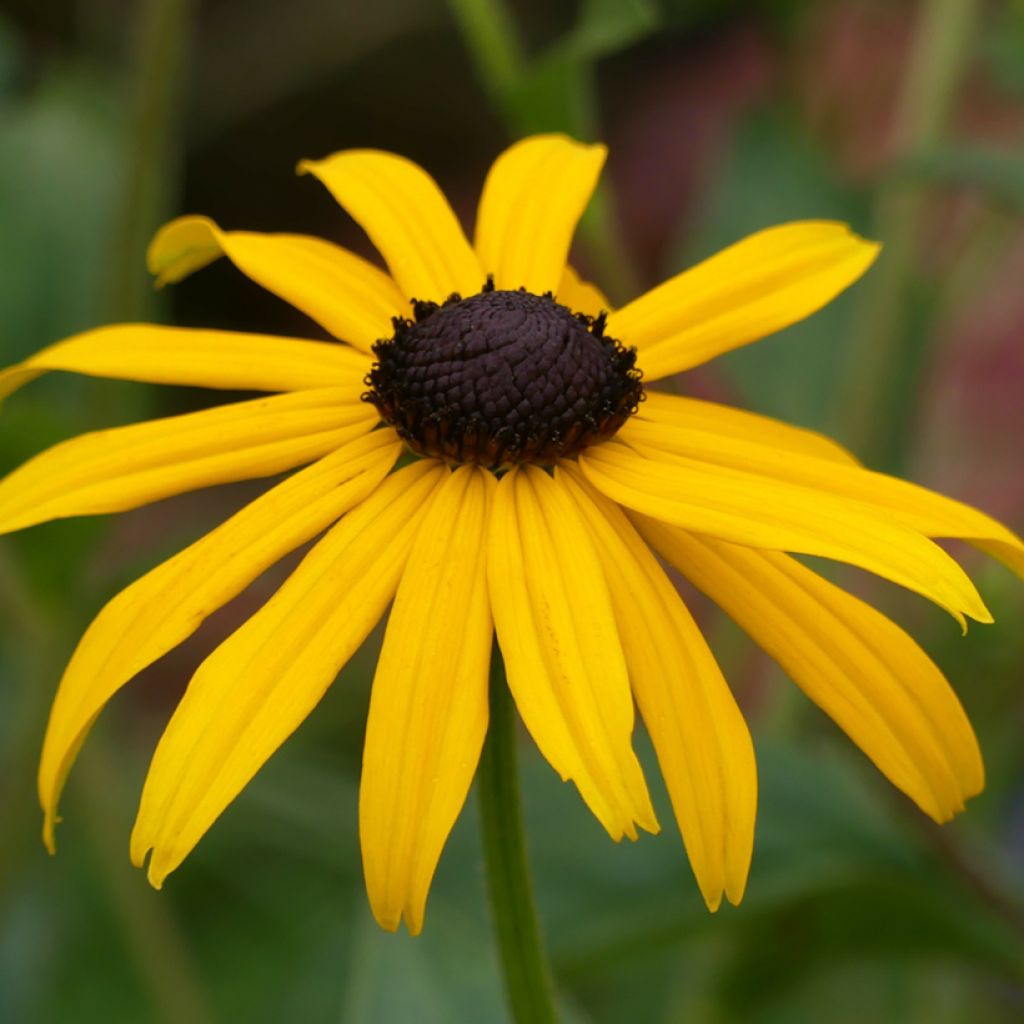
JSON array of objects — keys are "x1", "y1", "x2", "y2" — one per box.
[{"x1": 363, "y1": 285, "x2": 643, "y2": 467}]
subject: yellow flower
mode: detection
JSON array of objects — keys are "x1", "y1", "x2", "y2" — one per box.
[{"x1": 2, "y1": 134, "x2": 1021, "y2": 935}]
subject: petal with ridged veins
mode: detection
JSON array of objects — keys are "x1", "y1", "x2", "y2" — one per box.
[
  {"x1": 38, "y1": 428, "x2": 402, "y2": 849},
  {"x1": 130, "y1": 460, "x2": 448, "y2": 886},
  {"x1": 560, "y1": 466, "x2": 756, "y2": 911},
  {"x1": 579, "y1": 440, "x2": 990, "y2": 629},
  {"x1": 610, "y1": 222, "x2": 879, "y2": 379},
  {"x1": 299, "y1": 151, "x2": 482, "y2": 303},
  {"x1": 0, "y1": 324, "x2": 369, "y2": 403},
  {"x1": 487, "y1": 465, "x2": 658, "y2": 841},
  {"x1": 639, "y1": 520, "x2": 984, "y2": 823},
  {"x1": 475, "y1": 135, "x2": 606, "y2": 295},
  {"x1": 148, "y1": 215, "x2": 404, "y2": 352},
  {"x1": 0, "y1": 389, "x2": 377, "y2": 534},
  {"x1": 361, "y1": 465, "x2": 493, "y2": 935}
]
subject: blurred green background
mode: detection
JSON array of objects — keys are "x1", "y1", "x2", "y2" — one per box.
[{"x1": 2, "y1": 0, "x2": 1024, "y2": 1021}]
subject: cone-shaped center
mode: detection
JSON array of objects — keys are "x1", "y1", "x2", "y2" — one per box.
[{"x1": 365, "y1": 286, "x2": 643, "y2": 467}]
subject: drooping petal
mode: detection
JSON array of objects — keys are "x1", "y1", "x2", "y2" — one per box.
[
  {"x1": 623, "y1": 410, "x2": 1024, "y2": 581},
  {"x1": 635, "y1": 390, "x2": 859, "y2": 466},
  {"x1": 298, "y1": 151, "x2": 482, "y2": 303},
  {"x1": 638, "y1": 520, "x2": 984, "y2": 822},
  {"x1": 474, "y1": 135, "x2": 606, "y2": 294},
  {"x1": 0, "y1": 388, "x2": 377, "y2": 534},
  {"x1": 360, "y1": 465, "x2": 493, "y2": 935},
  {"x1": 487, "y1": 465, "x2": 658, "y2": 841},
  {"x1": 557, "y1": 266, "x2": 610, "y2": 318},
  {"x1": 559, "y1": 466, "x2": 755, "y2": 910},
  {"x1": 579, "y1": 440, "x2": 990, "y2": 628},
  {"x1": 609, "y1": 222, "x2": 880, "y2": 380},
  {"x1": 0, "y1": 324, "x2": 370, "y2": 403},
  {"x1": 148, "y1": 216, "x2": 404, "y2": 352},
  {"x1": 39, "y1": 429, "x2": 401, "y2": 849},
  {"x1": 130, "y1": 460, "x2": 448, "y2": 885}
]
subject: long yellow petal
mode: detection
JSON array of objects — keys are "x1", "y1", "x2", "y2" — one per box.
[
  {"x1": 624, "y1": 410, "x2": 1024, "y2": 581},
  {"x1": 148, "y1": 215, "x2": 404, "y2": 353},
  {"x1": 130, "y1": 460, "x2": 448, "y2": 885},
  {"x1": 360, "y1": 466, "x2": 493, "y2": 934},
  {"x1": 0, "y1": 324, "x2": 369, "y2": 403},
  {"x1": 579, "y1": 440, "x2": 990, "y2": 628},
  {"x1": 559, "y1": 466, "x2": 755, "y2": 910},
  {"x1": 38, "y1": 430, "x2": 401, "y2": 850},
  {"x1": 475, "y1": 135, "x2": 606, "y2": 294},
  {"x1": 639, "y1": 520, "x2": 984, "y2": 822},
  {"x1": 298, "y1": 151, "x2": 482, "y2": 303},
  {"x1": 609, "y1": 222, "x2": 880, "y2": 380},
  {"x1": 487, "y1": 465, "x2": 658, "y2": 841},
  {"x1": 635, "y1": 390, "x2": 860, "y2": 465},
  {"x1": 0, "y1": 388, "x2": 377, "y2": 534}
]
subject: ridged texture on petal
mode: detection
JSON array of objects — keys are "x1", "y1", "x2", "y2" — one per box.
[
  {"x1": 361, "y1": 466, "x2": 493, "y2": 935},
  {"x1": 639, "y1": 520, "x2": 984, "y2": 822},
  {"x1": 579, "y1": 441, "x2": 990, "y2": 628},
  {"x1": 298, "y1": 151, "x2": 482, "y2": 303},
  {"x1": 0, "y1": 324, "x2": 369, "y2": 403},
  {"x1": 487, "y1": 465, "x2": 658, "y2": 840},
  {"x1": 624, "y1": 408, "x2": 1024, "y2": 581},
  {"x1": 558, "y1": 266, "x2": 610, "y2": 318},
  {"x1": 559, "y1": 466, "x2": 755, "y2": 910},
  {"x1": 148, "y1": 215, "x2": 404, "y2": 352},
  {"x1": 130, "y1": 460, "x2": 447, "y2": 885},
  {"x1": 39, "y1": 430, "x2": 401, "y2": 849},
  {"x1": 475, "y1": 135, "x2": 606, "y2": 294},
  {"x1": 609, "y1": 222, "x2": 880, "y2": 379},
  {"x1": 0, "y1": 389, "x2": 377, "y2": 533},
  {"x1": 634, "y1": 390, "x2": 859, "y2": 465}
]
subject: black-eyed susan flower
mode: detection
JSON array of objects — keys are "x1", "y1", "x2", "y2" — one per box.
[{"x1": 3, "y1": 135, "x2": 1022, "y2": 936}]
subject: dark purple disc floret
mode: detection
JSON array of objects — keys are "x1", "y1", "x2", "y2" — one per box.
[{"x1": 364, "y1": 284, "x2": 643, "y2": 467}]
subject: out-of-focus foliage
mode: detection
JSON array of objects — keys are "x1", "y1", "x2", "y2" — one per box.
[{"x1": 2, "y1": 1, "x2": 1024, "y2": 1022}]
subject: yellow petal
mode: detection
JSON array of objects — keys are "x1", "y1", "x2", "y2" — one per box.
[
  {"x1": 579, "y1": 440, "x2": 990, "y2": 628},
  {"x1": 609, "y1": 222, "x2": 880, "y2": 380},
  {"x1": 0, "y1": 388, "x2": 377, "y2": 534},
  {"x1": 487, "y1": 465, "x2": 658, "y2": 840},
  {"x1": 557, "y1": 265, "x2": 611, "y2": 318},
  {"x1": 636, "y1": 390, "x2": 859, "y2": 465},
  {"x1": 148, "y1": 215, "x2": 404, "y2": 353},
  {"x1": 298, "y1": 151, "x2": 482, "y2": 303},
  {"x1": 624, "y1": 408, "x2": 1024, "y2": 582},
  {"x1": 475, "y1": 135, "x2": 606, "y2": 294},
  {"x1": 38, "y1": 429, "x2": 401, "y2": 850},
  {"x1": 559, "y1": 466, "x2": 755, "y2": 910},
  {"x1": 360, "y1": 466, "x2": 493, "y2": 934},
  {"x1": 130, "y1": 460, "x2": 448, "y2": 885},
  {"x1": 639, "y1": 520, "x2": 984, "y2": 822},
  {"x1": 0, "y1": 324, "x2": 370, "y2": 403}
]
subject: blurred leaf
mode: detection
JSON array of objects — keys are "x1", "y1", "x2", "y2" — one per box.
[
  {"x1": 669, "y1": 109, "x2": 872, "y2": 430},
  {"x1": 894, "y1": 146, "x2": 1024, "y2": 212},
  {"x1": 342, "y1": 907, "x2": 505, "y2": 1024},
  {"x1": 553, "y1": 0, "x2": 659, "y2": 63},
  {"x1": 0, "y1": 69, "x2": 126, "y2": 358},
  {"x1": 0, "y1": 13, "x2": 21, "y2": 91},
  {"x1": 981, "y1": 0, "x2": 1024, "y2": 97},
  {"x1": 505, "y1": 0, "x2": 659, "y2": 135}
]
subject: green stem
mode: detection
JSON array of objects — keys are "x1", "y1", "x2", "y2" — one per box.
[
  {"x1": 105, "y1": 0, "x2": 196, "y2": 321},
  {"x1": 836, "y1": 0, "x2": 977, "y2": 470},
  {"x1": 478, "y1": 653, "x2": 559, "y2": 1024},
  {"x1": 445, "y1": 0, "x2": 526, "y2": 125}
]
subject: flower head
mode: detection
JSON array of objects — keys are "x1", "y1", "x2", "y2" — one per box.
[{"x1": 3, "y1": 134, "x2": 1021, "y2": 934}]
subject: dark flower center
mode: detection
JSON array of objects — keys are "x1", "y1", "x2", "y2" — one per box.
[{"x1": 364, "y1": 284, "x2": 643, "y2": 467}]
